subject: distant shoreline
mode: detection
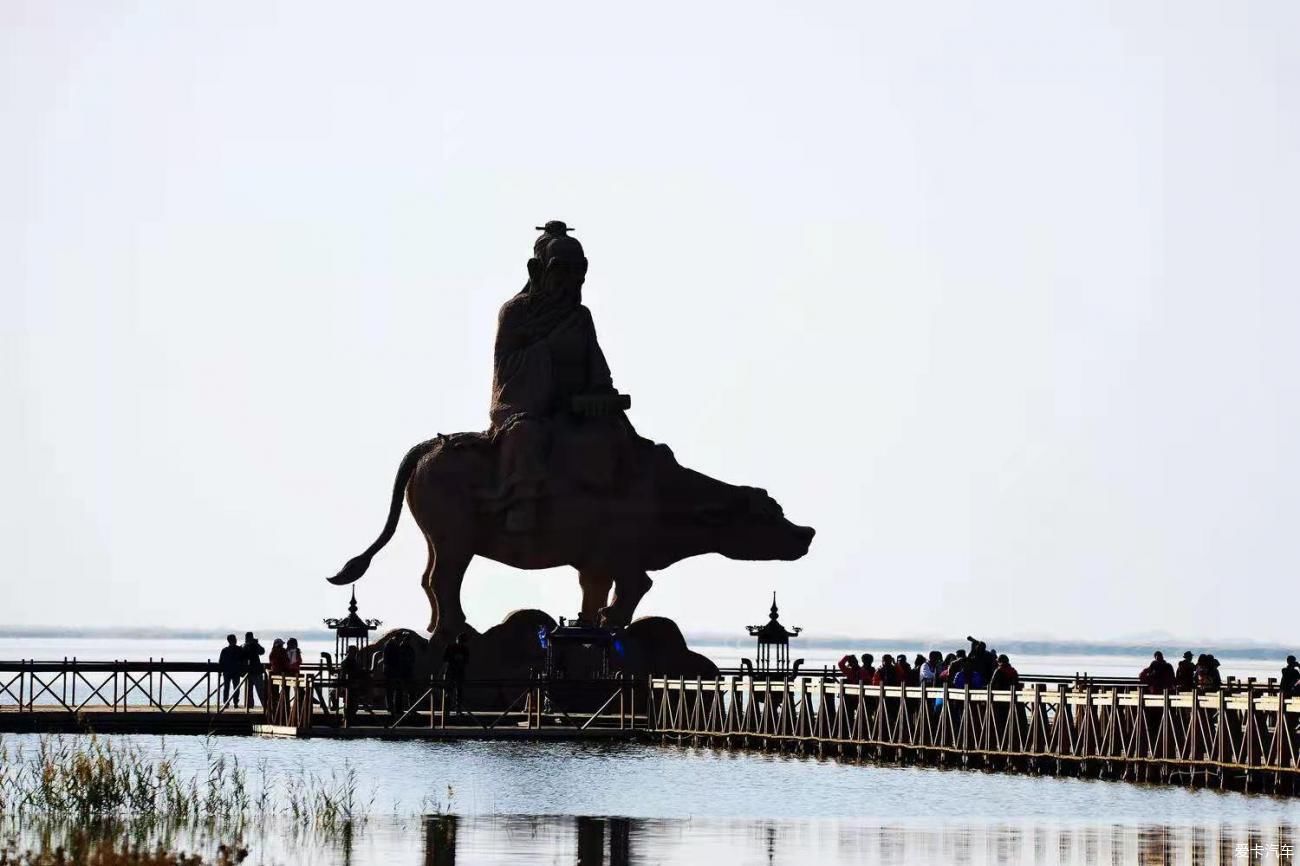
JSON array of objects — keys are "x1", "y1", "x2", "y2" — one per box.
[{"x1": 0, "y1": 625, "x2": 1290, "y2": 661}]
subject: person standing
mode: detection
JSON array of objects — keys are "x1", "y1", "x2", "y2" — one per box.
[
  {"x1": 919, "y1": 651, "x2": 943, "y2": 686},
  {"x1": 218, "y1": 634, "x2": 244, "y2": 707},
  {"x1": 1282, "y1": 656, "x2": 1300, "y2": 697},
  {"x1": 443, "y1": 633, "x2": 471, "y2": 711},
  {"x1": 1175, "y1": 651, "x2": 1196, "y2": 692},
  {"x1": 242, "y1": 632, "x2": 265, "y2": 707},
  {"x1": 859, "y1": 654, "x2": 876, "y2": 684},
  {"x1": 339, "y1": 645, "x2": 363, "y2": 725},
  {"x1": 990, "y1": 654, "x2": 1020, "y2": 690},
  {"x1": 1142, "y1": 651, "x2": 1176, "y2": 693},
  {"x1": 285, "y1": 638, "x2": 303, "y2": 675},
  {"x1": 269, "y1": 638, "x2": 289, "y2": 674}
]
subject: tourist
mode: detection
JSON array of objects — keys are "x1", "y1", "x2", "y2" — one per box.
[
  {"x1": 269, "y1": 638, "x2": 289, "y2": 675},
  {"x1": 953, "y1": 659, "x2": 985, "y2": 689},
  {"x1": 218, "y1": 634, "x2": 244, "y2": 708},
  {"x1": 1140, "y1": 651, "x2": 1176, "y2": 693},
  {"x1": 1194, "y1": 654, "x2": 1223, "y2": 692},
  {"x1": 837, "y1": 653, "x2": 862, "y2": 684},
  {"x1": 443, "y1": 633, "x2": 471, "y2": 710},
  {"x1": 990, "y1": 654, "x2": 1020, "y2": 690},
  {"x1": 872, "y1": 655, "x2": 896, "y2": 686},
  {"x1": 919, "y1": 651, "x2": 943, "y2": 686},
  {"x1": 1175, "y1": 651, "x2": 1196, "y2": 692},
  {"x1": 339, "y1": 645, "x2": 363, "y2": 724},
  {"x1": 1282, "y1": 656, "x2": 1299, "y2": 697},
  {"x1": 1207, "y1": 655, "x2": 1223, "y2": 690},
  {"x1": 385, "y1": 633, "x2": 416, "y2": 715},
  {"x1": 242, "y1": 631, "x2": 265, "y2": 707},
  {"x1": 945, "y1": 650, "x2": 968, "y2": 684},
  {"x1": 859, "y1": 653, "x2": 876, "y2": 684},
  {"x1": 894, "y1": 654, "x2": 912, "y2": 686},
  {"x1": 285, "y1": 637, "x2": 303, "y2": 675}
]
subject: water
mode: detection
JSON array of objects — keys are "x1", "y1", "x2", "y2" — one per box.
[
  {"x1": 0, "y1": 637, "x2": 1288, "y2": 682},
  {"x1": 2, "y1": 734, "x2": 1299, "y2": 864},
  {"x1": 2, "y1": 637, "x2": 1297, "y2": 863}
]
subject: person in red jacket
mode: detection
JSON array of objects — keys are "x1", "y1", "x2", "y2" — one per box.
[
  {"x1": 837, "y1": 654, "x2": 862, "y2": 685},
  {"x1": 990, "y1": 654, "x2": 1020, "y2": 690},
  {"x1": 268, "y1": 638, "x2": 289, "y2": 675},
  {"x1": 873, "y1": 655, "x2": 898, "y2": 686},
  {"x1": 859, "y1": 653, "x2": 876, "y2": 684},
  {"x1": 894, "y1": 654, "x2": 912, "y2": 686}
]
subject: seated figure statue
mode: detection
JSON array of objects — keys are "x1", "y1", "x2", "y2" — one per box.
[
  {"x1": 488, "y1": 221, "x2": 634, "y2": 532},
  {"x1": 327, "y1": 221, "x2": 815, "y2": 639}
]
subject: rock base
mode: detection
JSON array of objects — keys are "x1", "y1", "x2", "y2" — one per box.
[{"x1": 361, "y1": 610, "x2": 717, "y2": 685}]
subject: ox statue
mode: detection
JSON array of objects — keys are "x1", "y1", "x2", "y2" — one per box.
[{"x1": 327, "y1": 222, "x2": 814, "y2": 638}]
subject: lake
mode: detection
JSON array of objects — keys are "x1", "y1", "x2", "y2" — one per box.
[
  {"x1": 2, "y1": 734, "x2": 1299, "y2": 864},
  {"x1": 1, "y1": 637, "x2": 1296, "y2": 864}
]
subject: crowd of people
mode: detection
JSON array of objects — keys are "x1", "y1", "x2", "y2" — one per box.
[
  {"x1": 833, "y1": 640, "x2": 1300, "y2": 696},
  {"x1": 216, "y1": 631, "x2": 307, "y2": 707},
  {"x1": 1140, "y1": 651, "x2": 1300, "y2": 695},
  {"x1": 217, "y1": 631, "x2": 266, "y2": 707},
  {"x1": 837, "y1": 637, "x2": 1020, "y2": 691},
  {"x1": 216, "y1": 630, "x2": 473, "y2": 722}
]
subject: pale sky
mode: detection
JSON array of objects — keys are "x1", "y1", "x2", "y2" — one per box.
[{"x1": 3, "y1": 2, "x2": 1298, "y2": 643}]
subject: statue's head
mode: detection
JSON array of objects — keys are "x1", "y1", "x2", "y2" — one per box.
[
  {"x1": 682, "y1": 485, "x2": 815, "y2": 563},
  {"x1": 528, "y1": 220, "x2": 587, "y2": 300}
]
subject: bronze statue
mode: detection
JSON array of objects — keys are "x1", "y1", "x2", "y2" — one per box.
[{"x1": 328, "y1": 223, "x2": 814, "y2": 639}]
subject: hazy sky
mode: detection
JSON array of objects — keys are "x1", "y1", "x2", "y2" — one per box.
[{"x1": 4, "y1": 3, "x2": 1298, "y2": 643}]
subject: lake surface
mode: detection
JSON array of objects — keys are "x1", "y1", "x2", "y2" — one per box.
[
  {"x1": 0, "y1": 636, "x2": 1288, "y2": 682},
  {"x1": 2, "y1": 637, "x2": 1297, "y2": 863},
  {"x1": 2, "y1": 734, "x2": 1299, "y2": 864}
]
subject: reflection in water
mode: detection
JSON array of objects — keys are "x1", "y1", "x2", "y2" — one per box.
[
  {"x1": 4, "y1": 816, "x2": 1298, "y2": 864},
  {"x1": 425, "y1": 815, "x2": 455, "y2": 866},
  {"x1": 410, "y1": 816, "x2": 1299, "y2": 866}
]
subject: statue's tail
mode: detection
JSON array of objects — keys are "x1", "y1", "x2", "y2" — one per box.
[{"x1": 327, "y1": 439, "x2": 441, "y2": 586}]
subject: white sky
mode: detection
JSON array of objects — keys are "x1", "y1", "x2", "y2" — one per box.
[{"x1": 3, "y1": 3, "x2": 1298, "y2": 643}]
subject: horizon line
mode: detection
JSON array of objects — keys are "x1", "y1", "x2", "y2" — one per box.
[{"x1": 0, "y1": 623, "x2": 1292, "y2": 659}]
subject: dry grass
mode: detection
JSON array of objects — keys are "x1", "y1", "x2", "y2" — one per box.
[{"x1": 0, "y1": 736, "x2": 371, "y2": 829}]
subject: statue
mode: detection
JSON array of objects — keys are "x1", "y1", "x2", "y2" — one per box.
[
  {"x1": 328, "y1": 222, "x2": 815, "y2": 640},
  {"x1": 487, "y1": 221, "x2": 629, "y2": 533}
]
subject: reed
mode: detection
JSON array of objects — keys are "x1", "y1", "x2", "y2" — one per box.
[{"x1": 0, "y1": 736, "x2": 371, "y2": 829}]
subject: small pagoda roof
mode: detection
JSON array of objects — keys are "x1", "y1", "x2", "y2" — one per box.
[
  {"x1": 324, "y1": 589, "x2": 382, "y2": 638},
  {"x1": 746, "y1": 593, "x2": 802, "y2": 644}
]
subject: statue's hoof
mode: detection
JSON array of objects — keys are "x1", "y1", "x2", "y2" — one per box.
[{"x1": 597, "y1": 607, "x2": 630, "y2": 628}]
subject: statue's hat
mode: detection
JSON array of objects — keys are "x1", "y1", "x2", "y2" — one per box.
[{"x1": 535, "y1": 220, "x2": 573, "y2": 235}]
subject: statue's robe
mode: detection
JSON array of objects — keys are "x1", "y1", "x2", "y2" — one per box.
[
  {"x1": 488, "y1": 286, "x2": 628, "y2": 498},
  {"x1": 489, "y1": 287, "x2": 614, "y2": 430}
]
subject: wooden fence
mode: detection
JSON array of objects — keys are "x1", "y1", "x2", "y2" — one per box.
[{"x1": 648, "y1": 676, "x2": 1300, "y2": 794}]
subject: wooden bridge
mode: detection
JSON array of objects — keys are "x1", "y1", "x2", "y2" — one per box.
[
  {"x1": 0, "y1": 659, "x2": 644, "y2": 739},
  {"x1": 647, "y1": 675, "x2": 1300, "y2": 794},
  {"x1": 4, "y1": 658, "x2": 1299, "y2": 795}
]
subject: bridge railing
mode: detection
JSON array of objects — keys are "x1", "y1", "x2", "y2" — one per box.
[
  {"x1": 363, "y1": 674, "x2": 644, "y2": 732},
  {"x1": 0, "y1": 659, "x2": 298, "y2": 715},
  {"x1": 648, "y1": 676, "x2": 1300, "y2": 788}
]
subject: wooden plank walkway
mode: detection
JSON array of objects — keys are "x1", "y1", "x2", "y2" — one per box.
[
  {"x1": 7, "y1": 658, "x2": 1299, "y2": 796},
  {"x1": 648, "y1": 676, "x2": 1300, "y2": 795}
]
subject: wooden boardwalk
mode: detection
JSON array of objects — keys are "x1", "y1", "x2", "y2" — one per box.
[
  {"x1": 648, "y1": 676, "x2": 1300, "y2": 794},
  {"x1": 5, "y1": 658, "x2": 1300, "y2": 795},
  {"x1": 0, "y1": 660, "x2": 644, "y2": 741}
]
